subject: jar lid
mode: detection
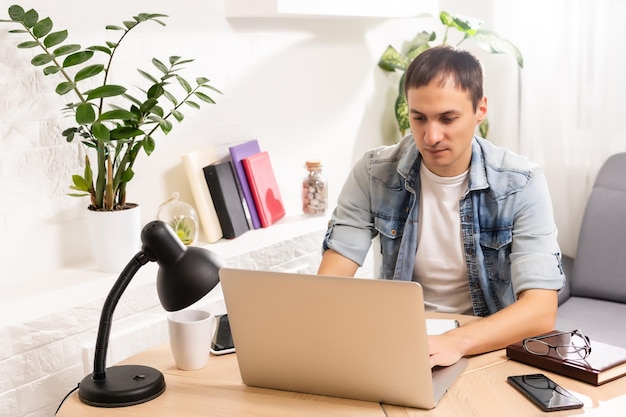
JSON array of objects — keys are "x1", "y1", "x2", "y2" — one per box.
[{"x1": 305, "y1": 160, "x2": 322, "y2": 169}]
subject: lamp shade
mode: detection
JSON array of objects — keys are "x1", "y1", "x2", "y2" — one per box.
[{"x1": 141, "y1": 220, "x2": 223, "y2": 311}]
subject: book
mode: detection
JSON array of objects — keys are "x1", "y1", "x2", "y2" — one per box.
[
  {"x1": 506, "y1": 330, "x2": 626, "y2": 385},
  {"x1": 203, "y1": 161, "x2": 250, "y2": 239},
  {"x1": 241, "y1": 151, "x2": 285, "y2": 228},
  {"x1": 181, "y1": 148, "x2": 223, "y2": 243},
  {"x1": 229, "y1": 140, "x2": 262, "y2": 229}
]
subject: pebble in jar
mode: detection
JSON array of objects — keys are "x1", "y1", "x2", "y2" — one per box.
[{"x1": 302, "y1": 160, "x2": 327, "y2": 216}]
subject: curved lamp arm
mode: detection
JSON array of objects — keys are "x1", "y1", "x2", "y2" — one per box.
[{"x1": 92, "y1": 251, "x2": 150, "y2": 380}]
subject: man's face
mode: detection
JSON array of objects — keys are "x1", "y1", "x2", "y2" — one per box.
[{"x1": 407, "y1": 77, "x2": 487, "y2": 177}]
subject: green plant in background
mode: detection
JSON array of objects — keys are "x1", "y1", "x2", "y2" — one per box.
[
  {"x1": 1, "y1": 5, "x2": 221, "y2": 211},
  {"x1": 378, "y1": 11, "x2": 523, "y2": 138}
]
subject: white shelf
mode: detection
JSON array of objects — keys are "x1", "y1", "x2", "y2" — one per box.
[{"x1": 224, "y1": 0, "x2": 439, "y2": 18}]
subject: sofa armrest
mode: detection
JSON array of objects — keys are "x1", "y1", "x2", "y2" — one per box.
[{"x1": 558, "y1": 254, "x2": 574, "y2": 305}]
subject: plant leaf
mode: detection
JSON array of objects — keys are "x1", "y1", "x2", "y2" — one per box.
[
  {"x1": 75, "y1": 64, "x2": 104, "y2": 82},
  {"x1": 176, "y1": 75, "x2": 192, "y2": 93},
  {"x1": 71, "y1": 174, "x2": 90, "y2": 191},
  {"x1": 121, "y1": 168, "x2": 135, "y2": 183},
  {"x1": 184, "y1": 100, "x2": 200, "y2": 109},
  {"x1": 22, "y1": 9, "x2": 39, "y2": 28},
  {"x1": 44, "y1": 30, "x2": 68, "y2": 48},
  {"x1": 143, "y1": 136, "x2": 156, "y2": 155},
  {"x1": 17, "y1": 41, "x2": 40, "y2": 49},
  {"x1": 199, "y1": 84, "x2": 223, "y2": 95},
  {"x1": 54, "y1": 81, "x2": 76, "y2": 96},
  {"x1": 172, "y1": 58, "x2": 194, "y2": 66},
  {"x1": 99, "y1": 109, "x2": 139, "y2": 121},
  {"x1": 159, "y1": 119, "x2": 173, "y2": 134},
  {"x1": 139, "y1": 98, "x2": 158, "y2": 114},
  {"x1": 91, "y1": 121, "x2": 111, "y2": 142},
  {"x1": 395, "y1": 93, "x2": 410, "y2": 133},
  {"x1": 31, "y1": 53, "x2": 54, "y2": 66},
  {"x1": 76, "y1": 103, "x2": 96, "y2": 124},
  {"x1": 86, "y1": 85, "x2": 127, "y2": 100},
  {"x1": 147, "y1": 83, "x2": 164, "y2": 99},
  {"x1": 137, "y1": 68, "x2": 159, "y2": 84},
  {"x1": 150, "y1": 105, "x2": 164, "y2": 118},
  {"x1": 53, "y1": 44, "x2": 81, "y2": 57},
  {"x1": 33, "y1": 17, "x2": 53, "y2": 38},
  {"x1": 172, "y1": 110, "x2": 184, "y2": 122},
  {"x1": 152, "y1": 58, "x2": 168, "y2": 74},
  {"x1": 406, "y1": 31, "x2": 435, "y2": 60},
  {"x1": 43, "y1": 65, "x2": 61, "y2": 75},
  {"x1": 472, "y1": 29, "x2": 524, "y2": 68},
  {"x1": 105, "y1": 25, "x2": 125, "y2": 31},
  {"x1": 479, "y1": 117, "x2": 489, "y2": 138},
  {"x1": 110, "y1": 127, "x2": 144, "y2": 140},
  {"x1": 378, "y1": 45, "x2": 410, "y2": 72},
  {"x1": 194, "y1": 91, "x2": 215, "y2": 104},
  {"x1": 440, "y1": 11, "x2": 483, "y2": 35},
  {"x1": 123, "y1": 20, "x2": 137, "y2": 30},
  {"x1": 62, "y1": 50, "x2": 94, "y2": 68},
  {"x1": 87, "y1": 45, "x2": 112, "y2": 55},
  {"x1": 8, "y1": 5, "x2": 25, "y2": 21}
]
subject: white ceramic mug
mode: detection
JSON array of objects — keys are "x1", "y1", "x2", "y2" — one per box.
[{"x1": 167, "y1": 309, "x2": 214, "y2": 370}]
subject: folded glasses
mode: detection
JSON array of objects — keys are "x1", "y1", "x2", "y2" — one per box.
[{"x1": 522, "y1": 329, "x2": 591, "y2": 361}]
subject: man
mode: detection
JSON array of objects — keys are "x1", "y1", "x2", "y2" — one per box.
[{"x1": 318, "y1": 45, "x2": 564, "y2": 367}]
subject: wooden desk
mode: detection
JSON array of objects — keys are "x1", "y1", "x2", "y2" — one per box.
[
  {"x1": 57, "y1": 313, "x2": 626, "y2": 416},
  {"x1": 57, "y1": 343, "x2": 385, "y2": 416},
  {"x1": 384, "y1": 354, "x2": 626, "y2": 417}
]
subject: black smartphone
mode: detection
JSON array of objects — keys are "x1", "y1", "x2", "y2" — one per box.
[
  {"x1": 210, "y1": 314, "x2": 235, "y2": 355},
  {"x1": 507, "y1": 374, "x2": 583, "y2": 412}
]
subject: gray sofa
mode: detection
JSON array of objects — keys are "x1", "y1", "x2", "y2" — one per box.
[{"x1": 556, "y1": 153, "x2": 626, "y2": 347}]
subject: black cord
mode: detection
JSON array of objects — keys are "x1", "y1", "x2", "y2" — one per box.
[{"x1": 54, "y1": 383, "x2": 79, "y2": 416}]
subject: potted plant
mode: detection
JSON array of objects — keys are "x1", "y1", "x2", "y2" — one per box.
[
  {"x1": 378, "y1": 11, "x2": 523, "y2": 138},
  {"x1": 2, "y1": 5, "x2": 221, "y2": 271}
]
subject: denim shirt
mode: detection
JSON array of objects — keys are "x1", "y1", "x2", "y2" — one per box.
[{"x1": 323, "y1": 135, "x2": 565, "y2": 317}]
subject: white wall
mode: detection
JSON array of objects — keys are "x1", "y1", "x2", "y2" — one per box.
[
  {"x1": 0, "y1": 0, "x2": 443, "y2": 281},
  {"x1": 0, "y1": 1, "x2": 438, "y2": 416}
]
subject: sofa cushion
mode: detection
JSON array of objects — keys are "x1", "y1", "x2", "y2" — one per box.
[
  {"x1": 556, "y1": 296, "x2": 626, "y2": 347},
  {"x1": 570, "y1": 153, "x2": 626, "y2": 303}
]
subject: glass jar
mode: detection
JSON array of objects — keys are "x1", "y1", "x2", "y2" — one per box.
[
  {"x1": 157, "y1": 192, "x2": 199, "y2": 245},
  {"x1": 302, "y1": 160, "x2": 328, "y2": 216}
]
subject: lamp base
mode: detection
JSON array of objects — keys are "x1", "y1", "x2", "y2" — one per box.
[{"x1": 78, "y1": 365, "x2": 166, "y2": 407}]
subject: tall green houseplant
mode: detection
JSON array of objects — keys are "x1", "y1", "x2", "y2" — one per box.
[
  {"x1": 2, "y1": 5, "x2": 221, "y2": 211},
  {"x1": 378, "y1": 11, "x2": 523, "y2": 138}
]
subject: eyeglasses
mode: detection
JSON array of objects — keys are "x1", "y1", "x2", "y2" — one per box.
[{"x1": 522, "y1": 329, "x2": 592, "y2": 361}]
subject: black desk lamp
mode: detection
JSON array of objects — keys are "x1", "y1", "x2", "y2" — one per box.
[{"x1": 78, "y1": 220, "x2": 223, "y2": 407}]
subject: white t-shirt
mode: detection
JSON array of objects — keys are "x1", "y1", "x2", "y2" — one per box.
[{"x1": 413, "y1": 164, "x2": 473, "y2": 315}]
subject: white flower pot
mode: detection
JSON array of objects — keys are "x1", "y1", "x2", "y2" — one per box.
[{"x1": 86, "y1": 205, "x2": 142, "y2": 273}]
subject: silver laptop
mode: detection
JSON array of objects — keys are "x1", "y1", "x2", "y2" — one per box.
[{"x1": 218, "y1": 268, "x2": 468, "y2": 409}]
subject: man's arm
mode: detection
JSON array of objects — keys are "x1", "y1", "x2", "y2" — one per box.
[
  {"x1": 428, "y1": 288, "x2": 558, "y2": 367},
  {"x1": 317, "y1": 249, "x2": 360, "y2": 277}
]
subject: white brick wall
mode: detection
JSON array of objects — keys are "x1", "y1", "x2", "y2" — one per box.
[{"x1": 0, "y1": 0, "x2": 425, "y2": 416}]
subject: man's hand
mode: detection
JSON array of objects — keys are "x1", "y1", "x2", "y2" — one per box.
[
  {"x1": 428, "y1": 333, "x2": 467, "y2": 368},
  {"x1": 427, "y1": 289, "x2": 558, "y2": 368}
]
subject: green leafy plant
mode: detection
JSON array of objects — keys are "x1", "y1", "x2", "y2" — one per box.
[
  {"x1": 378, "y1": 11, "x2": 523, "y2": 138},
  {"x1": 1, "y1": 5, "x2": 221, "y2": 211}
]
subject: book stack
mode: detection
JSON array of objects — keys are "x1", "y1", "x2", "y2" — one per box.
[
  {"x1": 506, "y1": 330, "x2": 626, "y2": 385},
  {"x1": 182, "y1": 140, "x2": 285, "y2": 242}
]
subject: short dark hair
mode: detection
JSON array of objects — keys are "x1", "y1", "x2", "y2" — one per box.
[{"x1": 404, "y1": 45, "x2": 484, "y2": 111}]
